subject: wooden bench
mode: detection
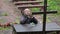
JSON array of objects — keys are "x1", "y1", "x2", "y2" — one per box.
[{"x1": 12, "y1": 23, "x2": 60, "y2": 34}]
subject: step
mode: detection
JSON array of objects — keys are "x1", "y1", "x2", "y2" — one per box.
[
  {"x1": 14, "y1": 1, "x2": 43, "y2": 5},
  {"x1": 17, "y1": 5, "x2": 45, "y2": 8}
]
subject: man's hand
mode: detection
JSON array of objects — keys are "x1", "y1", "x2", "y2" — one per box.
[{"x1": 27, "y1": 15, "x2": 33, "y2": 18}]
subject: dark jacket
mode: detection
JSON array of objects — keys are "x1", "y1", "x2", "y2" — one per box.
[{"x1": 20, "y1": 16, "x2": 38, "y2": 24}]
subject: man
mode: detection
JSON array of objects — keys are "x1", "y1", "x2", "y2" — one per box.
[{"x1": 20, "y1": 8, "x2": 38, "y2": 25}]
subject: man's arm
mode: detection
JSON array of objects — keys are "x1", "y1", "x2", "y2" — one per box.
[
  {"x1": 31, "y1": 17, "x2": 38, "y2": 24},
  {"x1": 20, "y1": 16, "x2": 27, "y2": 24}
]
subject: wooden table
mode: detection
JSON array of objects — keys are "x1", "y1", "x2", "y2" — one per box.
[{"x1": 12, "y1": 23, "x2": 60, "y2": 34}]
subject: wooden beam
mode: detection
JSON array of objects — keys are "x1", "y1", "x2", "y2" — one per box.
[
  {"x1": 17, "y1": 5, "x2": 46, "y2": 8},
  {"x1": 12, "y1": 0, "x2": 44, "y2": 2},
  {"x1": 14, "y1": 1, "x2": 43, "y2": 5},
  {"x1": 32, "y1": 11, "x2": 57, "y2": 15}
]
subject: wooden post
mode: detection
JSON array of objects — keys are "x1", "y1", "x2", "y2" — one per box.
[{"x1": 42, "y1": 0, "x2": 47, "y2": 34}]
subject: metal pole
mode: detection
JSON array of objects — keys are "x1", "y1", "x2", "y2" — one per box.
[{"x1": 42, "y1": 0, "x2": 47, "y2": 34}]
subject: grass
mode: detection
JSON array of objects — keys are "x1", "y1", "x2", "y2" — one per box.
[
  {"x1": 0, "y1": 27, "x2": 11, "y2": 30},
  {"x1": 47, "y1": 0, "x2": 60, "y2": 16},
  {"x1": 0, "y1": 19, "x2": 6, "y2": 23}
]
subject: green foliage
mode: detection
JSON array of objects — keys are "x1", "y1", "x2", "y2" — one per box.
[
  {"x1": 2, "y1": 12, "x2": 8, "y2": 16},
  {"x1": 47, "y1": 0, "x2": 60, "y2": 16},
  {"x1": 15, "y1": 16, "x2": 20, "y2": 24},
  {"x1": 32, "y1": 0, "x2": 60, "y2": 16},
  {"x1": 0, "y1": 27, "x2": 10, "y2": 30},
  {"x1": 0, "y1": 19, "x2": 6, "y2": 23},
  {"x1": 47, "y1": 0, "x2": 57, "y2": 10},
  {"x1": 31, "y1": 8, "x2": 40, "y2": 12}
]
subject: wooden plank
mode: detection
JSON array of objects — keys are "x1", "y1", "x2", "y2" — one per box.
[
  {"x1": 14, "y1": 1, "x2": 43, "y2": 4},
  {"x1": 17, "y1": 5, "x2": 45, "y2": 8},
  {"x1": 13, "y1": 23, "x2": 60, "y2": 32},
  {"x1": 12, "y1": 0, "x2": 44, "y2": 2},
  {"x1": 32, "y1": 11, "x2": 57, "y2": 15}
]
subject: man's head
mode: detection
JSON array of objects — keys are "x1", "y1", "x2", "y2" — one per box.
[{"x1": 23, "y1": 8, "x2": 32, "y2": 16}]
